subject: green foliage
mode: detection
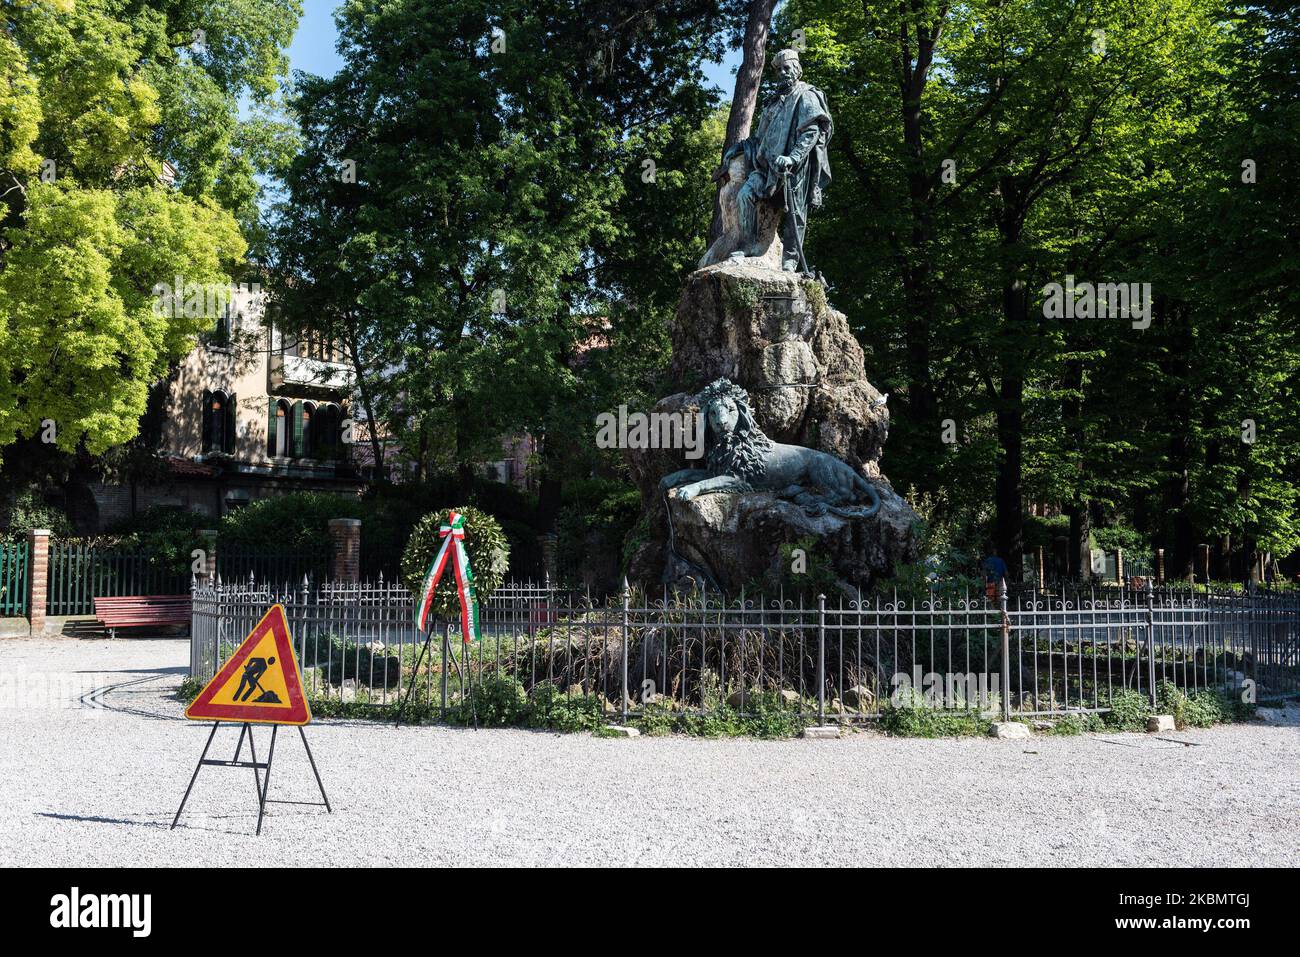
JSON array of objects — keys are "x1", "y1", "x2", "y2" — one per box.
[
  {"x1": 0, "y1": 486, "x2": 74, "y2": 537},
  {"x1": 635, "y1": 699, "x2": 679, "y2": 737},
  {"x1": 270, "y1": 0, "x2": 735, "y2": 489},
  {"x1": 775, "y1": 536, "x2": 840, "y2": 598},
  {"x1": 1092, "y1": 525, "x2": 1153, "y2": 568},
  {"x1": 1104, "y1": 690, "x2": 1153, "y2": 732},
  {"x1": 446, "y1": 674, "x2": 528, "y2": 727},
  {"x1": 555, "y1": 478, "x2": 641, "y2": 581},
  {"x1": 879, "y1": 688, "x2": 993, "y2": 737},
  {"x1": 525, "y1": 684, "x2": 605, "y2": 733},
  {"x1": 777, "y1": 0, "x2": 1300, "y2": 576},
  {"x1": 400, "y1": 506, "x2": 509, "y2": 611},
  {"x1": 177, "y1": 675, "x2": 204, "y2": 703},
  {"x1": 1155, "y1": 679, "x2": 1250, "y2": 729},
  {"x1": 0, "y1": 0, "x2": 298, "y2": 462},
  {"x1": 1024, "y1": 515, "x2": 1070, "y2": 550},
  {"x1": 738, "y1": 691, "x2": 809, "y2": 739},
  {"x1": 1048, "y1": 713, "x2": 1105, "y2": 735},
  {"x1": 631, "y1": 691, "x2": 807, "y2": 739},
  {"x1": 218, "y1": 491, "x2": 363, "y2": 552},
  {"x1": 109, "y1": 505, "x2": 211, "y2": 574}
]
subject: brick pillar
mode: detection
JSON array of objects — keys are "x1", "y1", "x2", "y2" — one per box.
[
  {"x1": 1156, "y1": 547, "x2": 1165, "y2": 584},
  {"x1": 328, "y1": 518, "x2": 361, "y2": 583},
  {"x1": 27, "y1": 529, "x2": 49, "y2": 637},
  {"x1": 197, "y1": 530, "x2": 218, "y2": 582}
]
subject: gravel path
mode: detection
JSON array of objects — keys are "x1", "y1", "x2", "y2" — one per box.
[{"x1": 1, "y1": 638, "x2": 1297, "y2": 867}]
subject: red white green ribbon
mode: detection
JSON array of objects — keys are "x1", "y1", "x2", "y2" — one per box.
[{"x1": 415, "y1": 511, "x2": 481, "y2": 643}]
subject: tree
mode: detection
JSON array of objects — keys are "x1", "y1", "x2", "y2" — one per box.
[
  {"x1": 0, "y1": 0, "x2": 299, "y2": 464},
  {"x1": 781, "y1": 0, "x2": 1240, "y2": 575},
  {"x1": 707, "y1": 0, "x2": 777, "y2": 246},
  {"x1": 271, "y1": 0, "x2": 737, "y2": 506}
]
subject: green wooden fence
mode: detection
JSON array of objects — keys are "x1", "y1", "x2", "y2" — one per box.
[
  {"x1": 45, "y1": 542, "x2": 191, "y2": 617},
  {"x1": 0, "y1": 540, "x2": 29, "y2": 616}
]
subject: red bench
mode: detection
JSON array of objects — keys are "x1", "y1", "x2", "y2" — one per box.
[{"x1": 93, "y1": 595, "x2": 192, "y2": 638}]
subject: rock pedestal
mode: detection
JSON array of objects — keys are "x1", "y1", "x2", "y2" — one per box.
[{"x1": 626, "y1": 259, "x2": 920, "y2": 593}]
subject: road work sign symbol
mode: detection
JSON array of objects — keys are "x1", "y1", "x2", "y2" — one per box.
[{"x1": 185, "y1": 605, "x2": 311, "y2": 725}]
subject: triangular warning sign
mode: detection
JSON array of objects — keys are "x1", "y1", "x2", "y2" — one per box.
[{"x1": 186, "y1": 605, "x2": 311, "y2": 725}]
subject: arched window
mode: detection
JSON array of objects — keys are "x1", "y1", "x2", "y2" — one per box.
[
  {"x1": 301, "y1": 402, "x2": 315, "y2": 458},
  {"x1": 315, "y1": 404, "x2": 340, "y2": 459},
  {"x1": 202, "y1": 389, "x2": 235, "y2": 454},
  {"x1": 268, "y1": 399, "x2": 290, "y2": 457}
]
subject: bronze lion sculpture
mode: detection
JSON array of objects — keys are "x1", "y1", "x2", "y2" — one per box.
[{"x1": 659, "y1": 378, "x2": 881, "y2": 519}]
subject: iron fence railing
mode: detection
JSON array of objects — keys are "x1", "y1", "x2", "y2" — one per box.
[
  {"x1": 0, "y1": 539, "x2": 29, "y2": 616},
  {"x1": 190, "y1": 580, "x2": 1300, "y2": 721},
  {"x1": 46, "y1": 541, "x2": 191, "y2": 616}
]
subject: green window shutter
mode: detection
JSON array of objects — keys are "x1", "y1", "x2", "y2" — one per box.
[
  {"x1": 292, "y1": 400, "x2": 304, "y2": 457},
  {"x1": 267, "y1": 398, "x2": 278, "y2": 456}
]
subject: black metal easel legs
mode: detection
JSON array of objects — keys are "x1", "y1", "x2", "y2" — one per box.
[{"x1": 171, "y1": 721, "x2": 330, "y2": 835}]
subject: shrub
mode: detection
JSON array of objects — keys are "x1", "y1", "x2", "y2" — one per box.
[
  {"x1": 177, "y1": 675, "x2": 204, "y2": 703},
  {"x1": 1, "y1": 487, "x2": 75, "y2": 538},
  {"x1": 775, "y1": 536, "x2": 840, "y2": 598},
  {"x1": 219, "y1": 491, "x2": 364, "y2": 551},
  {"x1": 879, "y1": 687, "x2": 992, "y2": 737},
  {"x1": 635, "y1": 699, "x2": 678, "y2": 736},
  {"x1": 526, "y1": 683, "x2": 605, "y2": 733},
  {"x1": 1104, "y1": 689, "x2": 1153, "y2": 731},
  {"x1": 400, "y1": 505, "x2": 509, "y2": 613},
  {"x1": 631, "y1": 693, "x2": 806, "y2": 739},
  {"x1": 555, "y1": 478, "x2": 641, "y2": 582},
  {"x1": 741, "y1": 690, "x2": 809, "y2": 739},
  {"x1": 1156, "y1": 679, "x2": 1239, "y2": 729},
  {"x1": 110, "y1": 505, "x2": 212, "y2": 575},
  {"x1": 1049, "y1": 713, "x2": 1105, "y2": 735},
  {"x1": 448, "y1": 674, "x2": 528, "y2": 727}
]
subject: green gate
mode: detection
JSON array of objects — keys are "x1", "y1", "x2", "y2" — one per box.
[
  {"x1": 45, "y1": 541, "x2": 191, "y2": 616},
  {"x1": 0, "y1": 540, "x2": 29, "y2": 616}
]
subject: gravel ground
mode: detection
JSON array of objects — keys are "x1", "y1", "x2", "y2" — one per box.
[{"x1": 1, "y1": 638, "x2": 1297, "y2": 868}]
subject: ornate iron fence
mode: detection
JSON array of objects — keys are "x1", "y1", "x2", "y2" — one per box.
[{"x1": 190, "y1": 579, "x2": 1300, "y2": 721}]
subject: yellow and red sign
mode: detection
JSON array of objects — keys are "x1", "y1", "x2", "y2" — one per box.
[{"x1": 185, "y1": 605, "x2": 311, "y2": 725}]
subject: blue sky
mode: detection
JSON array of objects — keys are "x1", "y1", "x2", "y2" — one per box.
[{"x1": 285, "y1": 0, "x2": 743, "y2": 93}]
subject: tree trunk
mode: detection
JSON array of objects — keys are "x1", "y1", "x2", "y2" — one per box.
[
  {"x1": 995, "y1": 372, "x2": 1025, "y2": 580},
  {"x1": 1067, "y1": 501, "x2": 1091, "y2": 582},
  {"x1": 706, "y1": 0, "x2": 777, "y2": 245},
  {"x1": 343, "y1": 321, "x2": 386, "y2": 478},
  {"x1": 994, "y1": 172, "x2": 1028, "y2": 579},
  {"x1": 1061, "y1": 353, "x2": 1088, "y2": 581},
  {"x1": 1161, "y1": 300, "x2": 1195, "y2": 579},
  {"x1": 898, "y1": 35, "x2": 940, "y2": 481}
]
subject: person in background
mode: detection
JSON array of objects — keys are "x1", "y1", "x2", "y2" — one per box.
[{"x1": 983, "y1": 548, "x2": 1007, "y2": 600}]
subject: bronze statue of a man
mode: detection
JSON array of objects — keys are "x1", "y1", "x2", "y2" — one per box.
[{"x1": 720, "y1": 49, "x2": 832, "y2": 274}]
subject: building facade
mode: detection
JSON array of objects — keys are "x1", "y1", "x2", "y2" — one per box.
[{"x1": 90, "y1": 286, "x2": 366, "y2": 526}]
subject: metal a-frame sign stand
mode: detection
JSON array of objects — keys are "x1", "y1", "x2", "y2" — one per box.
[
  {"x1": 394, "y1": 618, "x2": 477, "y2": 730},
  {"x1": 172, "y1": 604, "x2": 332, "y2": 835},
  {"x1": 171, "y1": 720, "x2": 331, "y2": 837}
]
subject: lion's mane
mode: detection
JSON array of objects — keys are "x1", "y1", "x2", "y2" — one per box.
[{"x1": 697, "y1": 379, "x2": 774, "y2": 484}]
